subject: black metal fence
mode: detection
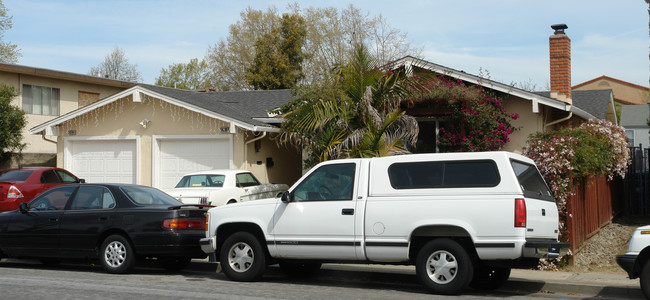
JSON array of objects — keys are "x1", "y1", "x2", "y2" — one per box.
[{"x1": 623, "y1": 146, "x2": 650, "y2": 216}]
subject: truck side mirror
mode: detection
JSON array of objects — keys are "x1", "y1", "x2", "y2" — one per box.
[{"x1": 281, "y1": 191, "x2": 292, "y2": 203}]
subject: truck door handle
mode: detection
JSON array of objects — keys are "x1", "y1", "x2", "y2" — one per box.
[{"x1": 342, "y1": 208, "x2": 354, "y2": 215}]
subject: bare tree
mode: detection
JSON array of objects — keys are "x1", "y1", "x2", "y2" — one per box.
[
  {"x1": 0, "y1": 0, "x2": 20, "y2": 64},
  {"x1": 89, "y1": 47, "x2": 142, "y2": 82}
]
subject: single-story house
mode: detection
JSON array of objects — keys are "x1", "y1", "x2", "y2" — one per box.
[{"x1": 28, "y1": 85, "x2": 303, "y2": 189}]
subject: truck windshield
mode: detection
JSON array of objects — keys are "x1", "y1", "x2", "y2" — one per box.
[{"x1": 510, "y1": 160, "x2": 554, "y2": 202}]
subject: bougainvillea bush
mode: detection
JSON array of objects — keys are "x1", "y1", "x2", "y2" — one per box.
[
  {"x1": 523, "y1": 119, "x2": 630, "y2": 268},
  {"x1": 428, "y1": 77, "x2": 519, "y2": 152}
]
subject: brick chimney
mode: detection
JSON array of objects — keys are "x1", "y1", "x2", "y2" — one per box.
[{"x1": 549, "y1": 24, "x2": 571, "y2": 104}]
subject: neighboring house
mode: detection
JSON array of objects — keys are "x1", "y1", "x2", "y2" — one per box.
[
  {"x1": 28, "y1": 85, "x2": 302, "y2": 190},
  {"x1": 391, "y1": 25, "x2": 597, "y2": 153},
  {"x1": 619, "y1": 104, "x2": 650, "y2": 149},
  {"x1": 0, "y1": 63, "x2": 136, "y2": 168},
  {"x1": 574, "y1": 76, "x2": 650, "y2": 105}
]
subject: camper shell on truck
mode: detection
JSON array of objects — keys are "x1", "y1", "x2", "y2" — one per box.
[{"x1": 200, "y1": 151, "x2": 569, "y2": 295}]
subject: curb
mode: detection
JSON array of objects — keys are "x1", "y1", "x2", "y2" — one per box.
[{"x1": 503, "y1": 278, "x2": 644, "y2": 299}]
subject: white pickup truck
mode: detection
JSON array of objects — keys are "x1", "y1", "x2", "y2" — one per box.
[{"x1": 200, "y1": 152, "x2": 568, "y2": 295}]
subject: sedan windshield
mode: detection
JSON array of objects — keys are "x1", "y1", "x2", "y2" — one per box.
[{"x1": 121, "y1": 185, "x2": 182, "y2": 206}]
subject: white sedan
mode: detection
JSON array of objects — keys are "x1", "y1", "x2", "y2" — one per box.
[{"x1": 165, "y1": 169, "x2": 288, "y2": 206}]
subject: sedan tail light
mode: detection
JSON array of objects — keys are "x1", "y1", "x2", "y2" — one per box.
[
  {"x1": 7, "y1": 186, "x2": 23, "y2": 198},
  {"x1": 163, "y1": 218, "x2": 206, "y2": 230}
]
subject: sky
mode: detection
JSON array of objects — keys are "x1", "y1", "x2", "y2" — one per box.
[{"x1": 3, "y1": 0, "x2": 649, "y2": 89}]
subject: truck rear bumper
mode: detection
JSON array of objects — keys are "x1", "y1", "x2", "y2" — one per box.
[
  {"x1": 200, "y1": 236, "x2": 217, "y2": 254},
  {"x1": 523, "y1": 240, "x2": 570, "y2": 258}
]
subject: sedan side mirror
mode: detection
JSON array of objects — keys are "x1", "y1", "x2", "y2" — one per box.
[
  {"x1": 78, "y1": 178, "x2": 86, "y2": 183},
  {"x1": 19, "y1": 202, "x2": 29, "y2": 214},
  {"x1": 281, "y1": 191, "x2": 293, "y2": 203}
]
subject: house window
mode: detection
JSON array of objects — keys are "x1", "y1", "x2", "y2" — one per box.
[
  {"x1": 412, "y1": 118, "x2": 447, "y2": 153},
  {"x1": 22, "y1": 84, "x2": 60, "y2": 115},
  {"x1": 626, "y1": 129, "x2": 635, "y2": 147}
]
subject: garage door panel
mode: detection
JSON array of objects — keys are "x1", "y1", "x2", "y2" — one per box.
[
  {"x1": 158, "y1": 139, "x2": 230, "y2": 189},
  {"x1": 69, "y1": 140, "x2": 136, "y2": 184}
]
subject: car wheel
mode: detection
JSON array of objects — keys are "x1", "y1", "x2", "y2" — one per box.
[
  {"x1": 158, "y1": 257, "x2": 192, "y2": 271},
  {"x1": 279, "y1": 261, "x2": 322, "y2": 277},
  {"x1": 469, "y1": 263, "x2": 511, "y2": 290},
  {"x1": 219, "y1": 231, "x2": 267, "y2": 281},
  {"x1": 641, "y1": 260, "x2": 650, "y2": 299},
  {"x1": 100, "y1": 234, "x2": 136, "y2": 274},
  {"x1": 416, "y1": 238, "x2": 473, "y2": 295}
]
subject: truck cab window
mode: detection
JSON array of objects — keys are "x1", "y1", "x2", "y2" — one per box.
[{"x1": 293, "y1": 163, "x2": 355, "y2": 201}]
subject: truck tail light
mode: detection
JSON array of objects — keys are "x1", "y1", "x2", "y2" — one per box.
[
  {"x1": 515, "y1": 198, "x2": 526, "y2": 228},
  {"x1": 205, "y1": 214, "x2": 209, "y2": 232},
  {"x1": 7, "y1": 186, "x2": 23, "y2": 198},
  {"x1": 163, "y1": 219, "x2": 205, "y2": 230}
]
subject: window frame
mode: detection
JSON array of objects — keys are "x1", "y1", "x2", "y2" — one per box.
[
  {"x1": 388, "y1": 159, "x2": 501, "y2": 190},
  {"x1": 22, "y1": 84, "x2": 60, "y2": 116}
]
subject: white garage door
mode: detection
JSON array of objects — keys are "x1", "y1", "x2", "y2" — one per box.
[
  {"x1": 157, "y1": 138, "x2": 231, "y2": 189},
  {"x1": 68, "y1": 140, "x2": 137, "y2": 184}
]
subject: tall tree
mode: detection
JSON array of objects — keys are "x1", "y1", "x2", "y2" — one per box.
[
  {"x1": 0, "y1": 85, "x2": 25, "y2": 165},
  {"x1": 246, "y1": 13, "x2": 306, "y2": 90},
  {"x1": 0, "y1": 1, "x2": 19, "y2": 64},
  {"x1": 205, "y1": 4, "x2": 418, "y2": 91},
  {"x1": 277, "y1": 45, "x2": 423, "y2": 167},
  {"x1": 155, "y1": 58, "x2": 211, "y2": 90},
  {"x1": 89, "y1": 47, "x2": 142, "y2": 82}
]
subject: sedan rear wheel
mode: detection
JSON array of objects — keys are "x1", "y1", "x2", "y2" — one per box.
[{"x1": 100, "y1": 234, "x2": 136, "y2": 274}]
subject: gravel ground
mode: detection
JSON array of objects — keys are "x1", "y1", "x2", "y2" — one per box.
[{"x1": 566, "y1": 216, "x2": 650, "y2": 274}]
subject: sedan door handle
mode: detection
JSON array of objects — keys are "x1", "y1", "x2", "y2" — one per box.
[
  {"x1": 49, "y1": 218, "x2": 59, "y2": 222},
  {"x1": 342, "y1": 208, "x2": 354, "y2": 215},
  {"x1": 98, "y1": 216, "x2": 108, "y2": 221}
]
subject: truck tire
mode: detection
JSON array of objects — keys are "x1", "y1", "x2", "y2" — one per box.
[
  {"x1": 220, "y1": 231, "x2": 267, "y2": 281},
  {"x1": 416, "y1": 238, "x2": 473, "y2": 295},
  {"x1": 469, "y1": 263, "x2": 511, "y2": 290},
  {"x1": 641, "y1": 260, "x2": 650, "y2": 299}
]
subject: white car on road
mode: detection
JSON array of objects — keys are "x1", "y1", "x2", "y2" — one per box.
[{"x1": 165, "y1": 169, "x2": 288, "y2": 206}]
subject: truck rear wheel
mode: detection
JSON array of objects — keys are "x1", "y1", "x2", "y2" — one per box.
[
  {"x1": 416, "y1": 238, "x2": 473, "y2": 295},
  {"x1": 220, "y1": 232, "x2": 267, "y2": 281}
]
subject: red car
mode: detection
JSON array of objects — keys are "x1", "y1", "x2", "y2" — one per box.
[{"x1": 0, "y1": 167, "x2": 84, "y2": 212}]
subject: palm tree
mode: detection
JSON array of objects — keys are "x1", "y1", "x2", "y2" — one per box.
[{"x1": 278, "y1": 45, "x2": 423, "y2": 167}]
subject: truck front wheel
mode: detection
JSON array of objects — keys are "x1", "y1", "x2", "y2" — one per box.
[
  {"x1": 640, "y1": 260, "x2": 650, "y2": 299},
  {"x1": 220, "y1": 232, "x2": 267, "y2": 281},
  {"x1": 416, "y1": 238, "x2": 473, "y2": 295}
]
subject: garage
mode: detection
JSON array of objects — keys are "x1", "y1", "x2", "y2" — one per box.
[
  {"x1": 154, "y1": 137, "x2": 232, "y2": 189},
  {"x1": 65, "y1": 138, "x2": 137, "y2": 184}
]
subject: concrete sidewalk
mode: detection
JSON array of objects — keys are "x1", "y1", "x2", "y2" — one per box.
[
  {"x1": 507, "y1": 269, "x2": 644, "y2": 299},
  {"x1": 317, "y1": 263, "x2": 645, "y2": 299}
]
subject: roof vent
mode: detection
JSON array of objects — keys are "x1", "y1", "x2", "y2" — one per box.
[{"x1": 551, "y1": 24, "x2": 568, "y2": 34}]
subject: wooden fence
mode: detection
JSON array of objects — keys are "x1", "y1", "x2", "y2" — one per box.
[{"x1": 565, "y1": 176, "x2": 618, "y2": 252}]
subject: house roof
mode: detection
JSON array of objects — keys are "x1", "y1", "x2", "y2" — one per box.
[
  {"x1": 0, "y1": 63, "x2": 137, "y2": 88},
  {"x1": 573, "y1": 75, "x2": 650, "y2": 91},
  {"x1": 391, "y1": 56, "x2": 595, "y2": 120},
  {"x1": 29, "y1": 85, "x2": 292, "y2": 135},
  {"x1": 620, "y1": 105, "x2": 649, "y2": 128},
  {"x1": 535, "y1": 89, "x2": 614, "y2": 120}
]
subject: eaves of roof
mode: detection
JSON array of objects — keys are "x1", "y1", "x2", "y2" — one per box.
[{"x1": 0, "y1": 63, "x2": 137, "y2": 88}]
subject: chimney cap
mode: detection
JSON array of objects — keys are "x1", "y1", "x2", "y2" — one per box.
[{"x1": 551, "y1": 24, "x2": 568, "y2": 34}]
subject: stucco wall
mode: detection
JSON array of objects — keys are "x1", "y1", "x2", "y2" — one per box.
[{"x1": 501, "y1": 95, "x2": 546, "y2": 153}]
